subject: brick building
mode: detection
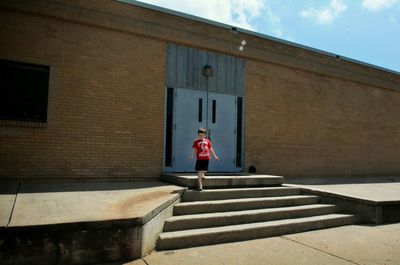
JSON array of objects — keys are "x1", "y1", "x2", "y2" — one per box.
[{"x1": 1, "y1": 0, "x2": 400, "y2": 180}]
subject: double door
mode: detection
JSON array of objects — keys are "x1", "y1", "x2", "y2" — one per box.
[{"x1": 171, "y1": 88, "x2": 241, "y2": 172}]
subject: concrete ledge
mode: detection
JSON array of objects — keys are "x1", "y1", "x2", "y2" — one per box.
[
  {"x1": 0, "y1": 221, "x2": 140, "y2": 265},
  {"x1": 0, "y1": 181, "x2": 185, "y2": 265},
  {"x1": 139, "y1": 197, "x2": 180, "y2": 257}
]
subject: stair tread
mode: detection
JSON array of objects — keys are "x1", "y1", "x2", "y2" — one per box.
[
  {"x1": 161, "y1": 174, "x2": 284, "y2": 188},
  {"x1": 167, "y1": 204, "x2": 337, "y2": 222},
  {"x1": 183, "y1": 187, "x2": 302, "y2": 202},
  {"x1": 176, "y1": 195, "x2": 318, "y2": 206},
  {"x1": 171, "y1": 175, "x2": 283, "y2": 179},
  {"x1": 185, "y1": 187, "x2": 299, "y2": 193},
  {"x1": 160, "y1": 214, "x2": 357, "y2": 238}
]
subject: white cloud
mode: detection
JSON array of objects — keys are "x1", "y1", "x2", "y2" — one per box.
[
  {"x1": 300, "y1": 0, "x2": 347, "y2": 24},
  {"x1": 263, "y1": 3, "x2": 284, "y2": 38},
  {"x1": 136, "y1": 0, "x2": 264, "y2": 30},
  {"x1": 362, "y1": 0, "x2": 400, "y2": 11}
]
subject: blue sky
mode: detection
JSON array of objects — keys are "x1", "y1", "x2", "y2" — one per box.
[{"x1": 127, "y1": 0, "x2": 400, "y2": 74}]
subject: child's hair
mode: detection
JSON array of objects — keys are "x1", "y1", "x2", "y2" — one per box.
[{"x1": 198, "y1": 128, "x2": 207, "y2": 134}]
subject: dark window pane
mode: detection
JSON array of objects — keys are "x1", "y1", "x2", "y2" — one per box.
[
  {"x1": 0, "y1": 60, "x2": 49, "y2": 122},
  {"x1": 212, "y1": 100, "x2": 216, "y2": 124},
  {"x1": 198, "y1": 98, "x2": 203, "y2": 122}
]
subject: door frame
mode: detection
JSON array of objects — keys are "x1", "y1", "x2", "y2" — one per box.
[{"x1": 163, "y1": 86, "x2": 245, "y2": 173}]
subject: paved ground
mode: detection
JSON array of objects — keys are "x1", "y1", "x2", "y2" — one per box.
[
  {"x1": 2, "y1": 176, "x2": 399, "y2": 265},
  {"x1": 2, "y1": 176, "x2": 399, "y2": 228},
  {"x1": 115, "y1": 176, "x2": 400, "y2": 265},
  {"x1": 120, "y1": 223, "x2": 400, "y2": 265}
]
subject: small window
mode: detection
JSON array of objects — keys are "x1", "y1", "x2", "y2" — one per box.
[
  {"x1": 198, "y1": 98, "x2": 203, "y2": 122},
  {"x1": 212, "y1": 100, "x2": 216, "y2": 124},
  {"x1": 0, "y1": 59, "x2": 49, "y2": 123}
]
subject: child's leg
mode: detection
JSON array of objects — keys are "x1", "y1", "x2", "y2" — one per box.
[{"x1": 197, "y1": 170, "x2": 204, "y2": 190}]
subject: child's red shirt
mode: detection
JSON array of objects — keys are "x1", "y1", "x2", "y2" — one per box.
[{"x1": 192, "y1": 138, "x2": 212, "y2": 160}]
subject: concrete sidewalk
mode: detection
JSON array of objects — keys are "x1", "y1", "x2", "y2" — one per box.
[
  {"x1": 122, "y1": 223, "x2": 400, "y2": 265},
  {"x1": 2, "y1": 176, "x2": 400, "y2": 265}
]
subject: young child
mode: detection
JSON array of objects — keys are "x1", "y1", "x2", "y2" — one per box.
[{"x1": 191, "y1": 128, "x2": 218, "y2": 191}]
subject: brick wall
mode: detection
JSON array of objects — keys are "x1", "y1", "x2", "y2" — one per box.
[
  {"x1": 0, "y1": 3, "x2": 166, "y2": 179},
  {"x1": 0, "y1": 0, "x2": 399, "y2": 179},
  {"x1": 245, "y1": 61, "x2": 400, "y2": 177}
]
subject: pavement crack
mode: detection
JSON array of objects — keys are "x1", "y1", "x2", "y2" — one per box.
[
  {"x1": 7, "y1": 182, "x2": 21, "y2": 227},
  {"x1": 282, "y1": 236, "x2": 362, "y2": 265},
  {"x1": 143, "y1": 258, "x2": 150, "y2": 265}
]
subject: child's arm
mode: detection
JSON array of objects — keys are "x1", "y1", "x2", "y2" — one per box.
[
  {"x1": 210, "y1": 147, "x2": 219, "y2": 160},
  {"x1": 191, "y1": 148, "x2": 196, "y2": 159}
]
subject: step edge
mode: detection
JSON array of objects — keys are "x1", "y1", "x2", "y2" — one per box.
[
  {"x1": 160, "y1": 214, "x2": 357, "y2": 238},
  {"x1": 157, "y1": 214, "x2": 358, "y2": 250},
  {"x1": 184, "y1": 187, "x2": 301, "y2": 193},
  {"x1": 176, "y1": 195, "x2": 319, "y2": 206},
  {"x1": 166, "y1": 204, "x2": 337, "y2": 222},
  {"x1": 164, "y1": 205, "x2": 339, "y2": 232}
]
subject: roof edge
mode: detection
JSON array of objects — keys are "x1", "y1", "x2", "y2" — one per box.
[{"x1": 117, "y1": 0, "x2": 400, "y2": 76}]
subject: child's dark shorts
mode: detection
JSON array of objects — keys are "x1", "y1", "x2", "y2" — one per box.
[{"x1": 195, "y1": 159, "x2": 209, "y2": 171}]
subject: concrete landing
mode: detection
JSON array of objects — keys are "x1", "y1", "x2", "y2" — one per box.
[
  {"x1": 1, "y1": 181, "x2": 184, "y2": 228},
  {"x1": 161, "y1": 174, "x2": 284, "y2": 188},
  {"x1": 285, "y1": 176, "x2": 400, "y2": 203},
  {"x1": 285, "y1": 176, "x2": 400, "y2": 224},
  {"x1": 0, "y1": 181, "x2": 186, "y2": 265}
]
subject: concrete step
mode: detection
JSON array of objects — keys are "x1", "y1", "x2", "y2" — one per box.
[
  {"x1": 161, "y1": 174, "x2": 284, "y2": 188},
  {"x1": 164, "y1": 204, "x2": 338, "y2": 232},
  {"x1": 157, "y1": 214, "x2": 359, "y2": 250},
  {"x1": 173, "y1": 195, "x2": 319, "y2": 215},
  {"x1": 182, "y1": 187, "x2": 301, "y2": 202}
]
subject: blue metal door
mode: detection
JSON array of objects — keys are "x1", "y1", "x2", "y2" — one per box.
[
  {"x1": 172, "y1": 88, "x2": 239, "y2": 172},
  {"x1": 207, "y1": 92, "x2": 237, "y2": 172}
]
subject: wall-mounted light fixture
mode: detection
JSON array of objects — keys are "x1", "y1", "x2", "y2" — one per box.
[{"x1": 203, "y1": 65, "x2": 213, "y2": 77}]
